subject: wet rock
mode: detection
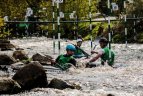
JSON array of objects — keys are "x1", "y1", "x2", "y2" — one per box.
[
  {"x1": 107, "y1": 94, "x2": 115, "y2": 96},
  {"x1": 139, "y1": 49, "x2": 143, "y2": 52},
  {"x1": 0, "y1": 77, "x2": 21, "y2": 94},
  {"x1": 13, "y1": 50, "x2": 28, "y2": 61},
  {"x1": 0, "y1": 39, "x2": 10, "y2": 43},
  {"x1": 70, "y1": 82, "x2": 82, "y2": 90},
  {"x1": 12, "y1": 61, "x2": 48, "y2": 90},
  {"x1": 0, "y1": 54, "x2": 17, "y2": 65},
  {"x1": 32, "y1": 53, "x2": 53, "y2": 65},
  {"x1": 15, "y1": 47, "x2": 24, "y2": 50},
  {"x1": 11, "y1": 62, "x2": 25, "y2": 70},
  {"x1": 0, "y1": 66, "x2": 8, "y2": 72},
  {"x1": 0, "y1": 39, "x2": 15, "y2": 51},
  {"x1": 45, "y1": 54, "x2": 53, "y2": 60},
  {"x1": 48, "y1": 78, "x2": 75, "y2": 90},
  {"x1": 0, "y1": 43, "x2": 15, "y2": 51}
]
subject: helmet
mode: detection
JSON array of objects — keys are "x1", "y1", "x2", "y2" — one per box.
[
  {"x1": 66, "y1": 44, "x2": 76, "y2": 51},
  {"x1": 99, "y1": 37, "x2": 108, "y2": 44},
  {"x1": 76, "y1": 39, "x2": 82, "y2": 42}
]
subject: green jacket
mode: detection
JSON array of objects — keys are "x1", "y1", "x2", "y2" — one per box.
[
  {"x1": 101, "y1": 47, "x2": 115, "y2": 66},
  {"x1": 55, "y1": 54, "x2": 75, "y2": 70}
]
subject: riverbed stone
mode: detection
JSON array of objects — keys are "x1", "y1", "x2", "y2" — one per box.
[
  {"x1": 0, "y1": 39, "x2": 15, "y2": 51},
  {"x1": 32, "y1": 53, "x2": 53, "y2": 65},
  {"x1": 0, "y1": 77, "x2": 21, "y2": 94},
  {"x1": 0, "y1": 54, "x2": 17, "y2": 65},
  {"x1": 12, "y1": 50, "x2": 28, "y2": 61},
  {"x1": 48, "y1": 78, "x2": 75, "y2": 90},
  {"x1": 12, "y1": 61, "x2": 48, "y2": 90}
]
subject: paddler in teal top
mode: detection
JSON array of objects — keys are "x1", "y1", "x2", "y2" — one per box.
[
  {"x1": 51, "y1": 44, "x2": 76, "y2": 70},
  {"x1": 86, "y1": 37, "x2": 115, "y2": 67},
  {"x1": 73, "y1": 39, "x2": 89, "y2": 58},
  {"x1": 73, "y1": 39, "x2": 84, "y2": 58}
]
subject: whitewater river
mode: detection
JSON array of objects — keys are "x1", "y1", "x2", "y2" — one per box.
[{"x1": 1, "y1": 37, "x2": 143, "y2": 96}]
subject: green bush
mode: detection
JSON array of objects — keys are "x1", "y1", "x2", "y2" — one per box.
[
  {"x1": 137, "y1": 32, "x2": 143, "y2": 43},
  {"x1": 0, "y1": 30, "x2": 11, "y2": 39}
]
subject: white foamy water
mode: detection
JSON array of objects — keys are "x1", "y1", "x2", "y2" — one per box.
[{"x1": 0, "y1": 37, "x2": 143, "y2": 96}]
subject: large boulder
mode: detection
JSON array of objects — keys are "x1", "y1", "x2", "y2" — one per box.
[
  {"x1": 0, "y1": 54, "x2": 17, "y2": 65},
  {"x1": 12, "y1": 61, "x2": 48, "y2": 90},
  {"x1": 32, "y1": 53, "x2": 53, "y2": 65},
  {"x1": 48, "y1": 78, "x2": 75, "y2": 90},
  {"x1": 12, "y1": 50, "x2": 28, "y2": 61},
  {"x1": 0, "y1": 77, "x2": 21, "y2": 94},
  {"x1": 0, "y1": 39, "x2": 15, "y2": 51}
]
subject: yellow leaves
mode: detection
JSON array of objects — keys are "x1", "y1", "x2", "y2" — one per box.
[
  {"x1": 0, "y1": 17, "x2": 4, "y2": 27},
  {"x1": 0, "y1": 30, "x2": 11, "y2": 39}
]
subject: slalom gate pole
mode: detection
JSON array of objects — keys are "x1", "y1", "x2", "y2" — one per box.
[
  {"x1": 52, "y1": 0, "x2": 56, "y2": 55},
  {"x1": 124, "y1": 1, "x2": 128, "y2": 48},
  {"x1": 53, "y1": 36, "x2": 56, "y2": 54},
  {"x1": 58, "y1": 33, "x2": 61, "y2": 55},
  {"x1": 90, "y1": 36, "x2": 93, "y2": 52},
  {"x1": 57, "y1": 2, "x2": 60, "y2": 38},
  {"x1": 133, "y1": 14, "x2": 136, "y2": 41},
  {"x1": 108, "y1": 16, "x2": 112, "y2": 60},
  {"x1": 108, "y1": 17, "x2": 111, "y2": 49},
  {"x1": 89, "y1": 0, "x2": 93, "y2": 53},
  {"x1": 52, "y1": 0, "x2": 55, "y2": 33},
  {"x1": 107, "y1": 0, "x2": 111, "y2": 62}
]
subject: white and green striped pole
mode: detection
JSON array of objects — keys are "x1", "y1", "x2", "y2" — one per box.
[
  {"x1": 90, "y1": 36, "x2": 93, "y2": 52},
  {"x1": 111, "y1": 30, "x2": 114, "y2": 43},
  {"x1": 107, "y1": 0, "x2": 111, "y2": 14},
  {"x1": 58, "y1": 33, "x2": 61, "y2": 55},
  {"x1": 53, "y1": 36, "x2": 56, "y2": 54},
  {"x1": 107, "y1": 0, "x2": 111, "y2": 49},
  {"x1": 108, "y1": 0, "x2": 110, "y2": 8},
  {"x1": 52, "y1": 0, "x2": 55, "y2": 31},
  {"x1": 89, "y1": 0, "x2": 93, "y2": 51},
  {"x1": 124, "y1": 15, "x2": 127, "y2": 48},
  {"x1": 76, "y1": 16, "x2": 78, "y2": 39},
  {"x1": 56, "y1": 0, "x2": 60, "y2": 32},
  {"x1": 57, "y1": 2, "x2": 61, "y2": 55},
  {"x1": 107, "y1": 0, "x2": 112, "y2": 62},
  {"x1": 52, "y1": 0, "x2": 56, "y2": 54},
  {"x1": 133, "y1": 14, "x2": 136, "y2": 41},
  {"x1": 124, "y1": 1, "x2": 128, "y2": 48},
  {"x1": 108, "y1": 17, "x2": 111, "y2": 49},
  {"x1": 108, "y1": 17, "x2": 112, "y2": 62}
]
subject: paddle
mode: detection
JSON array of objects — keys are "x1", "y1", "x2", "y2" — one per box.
[{"x1": 92, "y1": 36, "x2": 101, "y2": 50}]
